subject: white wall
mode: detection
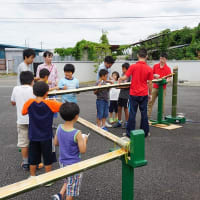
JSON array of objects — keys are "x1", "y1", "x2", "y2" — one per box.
[{"x1": 53, "y1": 60, "x2": 200, "y2": 82}]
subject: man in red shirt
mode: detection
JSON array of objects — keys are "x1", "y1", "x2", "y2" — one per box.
[
  {"x1": 119, "y1": 49, "x2": 153, "y2": 137},
  {"x1": 147, "y1": 52, "x2": 171, "y2": 119}
]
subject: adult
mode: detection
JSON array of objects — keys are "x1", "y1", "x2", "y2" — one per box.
[
  {"x1": 96, "y1": 56, "x2": 115, "y2": 81},
  {"x1": 119, "y1": 49, "x2": 153, "y2": 138},
  {"x1": 36, "y1": 51, "x2": 58, "y2": 89},
  {"x1": 147, "y1": 52, "x2": 171, "y2": 119}
]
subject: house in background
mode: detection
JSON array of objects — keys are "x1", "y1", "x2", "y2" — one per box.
[{"x1": 0, "y1": 44, "x2": 45, "y2": 73}]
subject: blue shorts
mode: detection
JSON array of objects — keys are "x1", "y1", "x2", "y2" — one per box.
[{"x1": 96, "y1": 99, "x2": 109, "y2": 120}]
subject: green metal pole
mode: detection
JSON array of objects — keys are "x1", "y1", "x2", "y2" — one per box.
[
  {"x1": 121, "y1": 130, "x2": 147, "y2": 200},
  {"x1": 172, "y1": 67, "x2": 178, "y2": 118}
]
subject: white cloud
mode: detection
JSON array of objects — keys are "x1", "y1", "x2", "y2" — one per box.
[{"x1": 0, "y1": 0, "x2": 199, "y2": 49}]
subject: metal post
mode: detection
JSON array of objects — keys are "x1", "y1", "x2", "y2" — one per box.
[
  {"x1": 165, "y1": 66, "x2": 186, "y2": 124},
  {"x1": 121, "y1": 130, "x2": 147, "y2": 200},
  {"x1": 172, "y1": 67, "x2": 178, "y2": 118}
]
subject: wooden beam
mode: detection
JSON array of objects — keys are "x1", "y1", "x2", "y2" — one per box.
[
  {"x1": 77, "y1": 117, "x2": 129, "y2": 148},
  {"x1": 0, "y1": 149, "x2": 126, "y2": 200},
  {"x1": 48, "y1": 82, "x2": 131, "y2": 96}
]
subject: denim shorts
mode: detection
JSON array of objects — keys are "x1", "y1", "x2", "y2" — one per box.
[{"x1": 96, "y1": 99, "x2": 109, "y2": 120}]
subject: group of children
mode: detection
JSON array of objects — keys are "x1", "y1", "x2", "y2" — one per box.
[
  {"x1": 95, "y1": 62, "x2": 131, "y2": 131},
  {"x1": 11, "y1": 49, "x2": 88, "y2": 200}
]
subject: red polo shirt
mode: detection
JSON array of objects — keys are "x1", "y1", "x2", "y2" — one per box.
[
  {"x1": 126, "y1": 61, "x2": 153, "y2": 96},
  {"x1": 153, "y1": 63, "x2": 171, "y2": 89}
]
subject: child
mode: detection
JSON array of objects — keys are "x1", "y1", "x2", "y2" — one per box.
[
  {"x1": 22, "y1": 81, "x2": 62, "y2": 176},
  {"x1": 94, "y1": 69, "x2": 110, "y2": 130},
  {"x1": 17, "y1": 48, "x2": 36, "y2": 85},
  {"x1": 52, "y1": 102, "x2": 88, "y2": 200},
  {"x1": 113, "y1": 63, "x2": 131, "y2": 129},
  {"x1": 11, "y1": 71, "x2": 35, "y2": 171},
  {"x1": 58, "y1": 64, "x2": 79, "y2": 103},
  {"x1": 36, "y1": 51, "x2": 58, "y2": 89},
  {"x1": 39, "y1": 68, "x2": 59, "y2": 91},
  {"x1": 109, "y1": 71, "x2": 120, "y2": 124}
]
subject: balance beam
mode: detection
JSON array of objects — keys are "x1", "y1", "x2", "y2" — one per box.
[
  {"x1": 48, "y1": 82, "x2": 131, "y2": 96},
  {"x1": 0, "y1": 149, "x2": 126, "y2": 200},
  {"x1": 77, "y1": 117, "x2": 129, "y2": 148}
]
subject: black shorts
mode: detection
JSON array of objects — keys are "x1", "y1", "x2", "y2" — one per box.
[
  {"x1": 109, "y1": 100, "x2": 118, "y2": 113},
  {"x1": 29, "y1": 139, "x2": 53, "y2": 166},
  {"x1": 118, "y1": 98, "x2": 129, "y2": 108}
]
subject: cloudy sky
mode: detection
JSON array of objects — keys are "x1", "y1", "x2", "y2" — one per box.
[{"x1": 0, "y1": 0, "x2": 199, "y2": 49}]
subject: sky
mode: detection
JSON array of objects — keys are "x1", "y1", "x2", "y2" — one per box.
[{"x1": 0, "y1": 0, "x2": 199, "y2": 49}]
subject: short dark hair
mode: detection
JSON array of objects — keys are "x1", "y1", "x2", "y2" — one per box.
[
  {"x1": 33, "y1": 81, "x2": 49, "y2": 97},
  {"x1": 99, "y1": 69, "x2": 108, "y2": 77},
  {"x1": 59, "y1": 102, "x2": 80, "y2": 121},
  {"x1": 64, "y1": 64, "x2": 75, "y2": 73},
  {"x1": 23, "y1": 48, "x2": 36, "y2": 60},
  {"x1": 20, "y1": 71, "x2": 34, "y2": 85},
  {"x1": 39, "y1": 68, "x2": 50, "y2": 78},
  {"x1": 104, "y1": 56, "x2": 115, "y2": 64},
  {"x1": 43, "y1": 51, "x2": 53, "y2": 58},
  {"x1": 138, "y1": 49, "x2": 147, "y2": 58},
  {"x1": 112, "y1": 71, "x2": 120, "y2": 80},
  {"x1": 122, "y1": 62, "x2": 130, "y2": 70},
  {"x1": 160, "y1": 52, "x2": 168, "y2": 59}
]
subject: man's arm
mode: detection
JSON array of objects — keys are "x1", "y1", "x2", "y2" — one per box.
[{"x1": 119, "y1": 75, "x2": 128, "y2": 82}]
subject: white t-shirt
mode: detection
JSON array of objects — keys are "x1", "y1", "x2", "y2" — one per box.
[
  {"x1": 11, "y1": 85, "x2": 34, "y2": 124},
  {"x1": 109, "y1": 87, "x2": 120, "y2": 101},
  {"x1": 17, "y1": 62, "x2": 32, "y2": 85}
]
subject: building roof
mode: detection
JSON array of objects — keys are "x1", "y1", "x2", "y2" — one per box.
[{"x1": 0, "y1": 44, "x2": 45, "y2": 53}]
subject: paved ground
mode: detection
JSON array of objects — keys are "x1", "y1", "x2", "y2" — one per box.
[{"x1": 0, "y1": 76, "x2": 199, "y2": 200}]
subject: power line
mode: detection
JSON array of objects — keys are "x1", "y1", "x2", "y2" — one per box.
[{"x1": 0, "y1": 14, "x2": 199, "y2": 20}]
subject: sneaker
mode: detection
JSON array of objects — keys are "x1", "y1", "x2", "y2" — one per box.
[
  {"x1": 21, "y1": 163, "x2": 29, "y2": 171},
  {"x1": 102, "y1": 126, "x2": 108, "y2": 131},
  {"x1": 122, "y1": 122, "x2": 128, "y2": 129},
  {"x1": 112, "y1": 121, "x2": 122, "y2": 128},
  {"x1": 51, "y1": 193, "x2": 62, "y2": 200},
  {"x1": 109, "y1": 118, "x2": 114, "y2": 124},
  {"x1": 105, "y1": 121, "x2": 112, "y2": 128},
  {"x1": 114, "y1": 118, "x2": 118, "y2": 123}
]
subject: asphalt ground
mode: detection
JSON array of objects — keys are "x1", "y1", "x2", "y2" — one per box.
[{"x1": 0, "y1": 76, "x2": 199, "y2": 200}]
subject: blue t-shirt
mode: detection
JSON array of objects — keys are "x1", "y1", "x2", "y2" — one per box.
[
  {"x1": 96, "y1": 62, "x2": 111, "y2": 81},
  {"x1": 58, "y1": 77, "x2": 79, "y2": 103},
  {"x1": 57, "y1": 125, "x2": 81, "y2": 166}
]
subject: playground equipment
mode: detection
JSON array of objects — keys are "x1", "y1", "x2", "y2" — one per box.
[
  {"x1": 0, "y1": 82, "x2": 147, "y2": 200},
  {"x1": 165, "y1": 67, "x2": 186, "y2": 124},
  {"x1": 0, "y1": 126, "x2": 147, "y2": 200}
]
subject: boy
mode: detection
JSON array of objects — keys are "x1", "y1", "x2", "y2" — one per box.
[
  {"x1": 11, "y1": 71, "x2": 35, "y2": 171},
  {"x1": 113, "y1": 63, "x2": 131, "y2": 129},
  {"x1": 22, "y1": 81, "x2": 62, "y2": 176},
  {"x1": 58, "y1": 64, "x2": 79, "y2": 103},
  {"x1": 52, "y1": 102, "x2": 88, "y2": 200},
  {"x1": 39, "y1": 68, "x2": 59, "y2": 91},
  {"x1": 94, "y1": 69, "x2": 110, "y2": 130},
  {"x1": 96, "y1": 56, "x2": 115, "y2": 81},
  {"x1": 119, "y1": 49, "x2": 153, "y2": 138},
  {"x1": 148, "y1": 52, "x2": 171, "y2": 119},
  {"x1": 17, "y1": 48, "x2": 36, "y2": 85}
]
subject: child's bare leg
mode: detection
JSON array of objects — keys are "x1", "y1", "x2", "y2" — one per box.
[
  {"x1": 118, "y1": 106, "x2": 122, "y2": 121},
  {"x1": 21, "y1": 147, "x2": 28, "y2": 159},
  {"x1": 102, "y1": 118, "x2": 106, "y2": 127},
  {"x1": 114, "y1": 112, "x2": 118, "y2": 119},
  {"x1": 66, "y1": 196, "x2": 73, "y2": 200},
  {"x1": 30, "y1": 165, "x2": 37, "y2": 176},
  {"x1": 45, "y1": 164, "x2": 52, "y2": 173},
  {"x1": 60, "y1": 183, "x2": 67, "y2": 199},
  {"x1": 97, "y1": 118, "x2": 101, "y2": 127},
  {"x1": 124, "y1": 107, "x2": 129, "y2": 122},
  {"x1": 109, "y1": 112, "x2": 113, "y2": 119}
]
